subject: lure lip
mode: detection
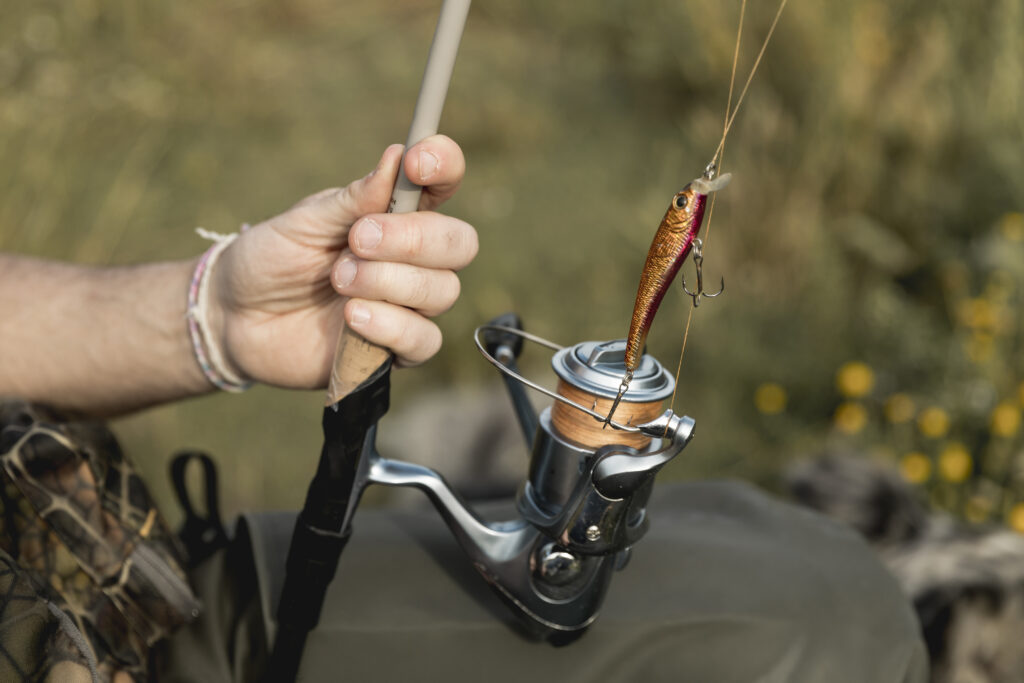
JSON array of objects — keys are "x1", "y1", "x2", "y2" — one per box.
[{"x1": 690, "y1": 172, "x2": 732, "y2": 195}]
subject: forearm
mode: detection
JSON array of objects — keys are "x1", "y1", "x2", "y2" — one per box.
[{"x1": 0, "y1": 254, "x2": 212, "y2": 416}]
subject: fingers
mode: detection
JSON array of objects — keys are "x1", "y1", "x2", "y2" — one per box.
[
  {"x1": 256, "y1": 136, "x2": 470, "y2": 372},
  {"x1": 289, "y1": 135, "x2": 465, "y2": 236},
  {"x1": 347, "y1": 212, "x2": 478, "y2": 270},
  {"x1": 332, "y1": 253, "x2": 461, "y2": 317},
  {"x1": 344, "y1": 299, "x2": 443, "y2": 367},
  {"x1": 403, "y1": 135, "x2": 466, "y2": 210}
]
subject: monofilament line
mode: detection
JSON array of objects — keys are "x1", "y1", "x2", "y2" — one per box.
[
  {"x1": 709, "y1": 0, "x2": 791, "y2": 169},
  {"x1": 669, "y1": 0, "x2": 789, "y2": 419}
]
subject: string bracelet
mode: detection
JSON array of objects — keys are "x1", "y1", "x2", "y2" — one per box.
[{"x1": 186, "y1": 225, "x2": 253, "y2": 392}]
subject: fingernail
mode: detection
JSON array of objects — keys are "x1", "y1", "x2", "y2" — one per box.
[
  {"x1": 419, "y1": 149, "x2": 439, "y2": 181},
  {"x1": 349, "y1": 303, "x2": 370, "y2": 326},
  {"x1": 334, "y1": 258, "x2": 357, "y2": 288},
  {"x1": 356, "y1": 219, "x2": 383, "y2": 251}
]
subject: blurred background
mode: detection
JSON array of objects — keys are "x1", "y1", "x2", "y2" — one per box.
[{"x1": 1, "y1": 0, "x2": 1022, "y2": 527}]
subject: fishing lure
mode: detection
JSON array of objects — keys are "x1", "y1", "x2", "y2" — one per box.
[
  {"x1": 603, "y1": 169, "x2": 732, "y2": 426},
  {"x1": 596, "y1": 0, "x2": 789, "y2": 428}
]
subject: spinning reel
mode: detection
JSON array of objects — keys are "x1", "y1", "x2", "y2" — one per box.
[{"x1": 296, "y1": 314, "x2": 695, "y2": 642}]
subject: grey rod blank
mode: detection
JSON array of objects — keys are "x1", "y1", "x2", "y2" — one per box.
[{"x1": 389, "y1": 0, "x2": 472, "y2": 215}]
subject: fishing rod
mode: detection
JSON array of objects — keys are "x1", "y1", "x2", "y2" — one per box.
[
  {"x1": 267, "y1": 1, "x2": 471, "y2": 680},
  {"x1": 265, "y1": 0, "x2": 700, "y2": 661}
]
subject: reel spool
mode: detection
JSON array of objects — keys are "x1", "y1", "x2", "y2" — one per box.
[
  {"x1": 550, "y1": 340, "x2": 674, "y2": 450},
  {"x1": 474, "y1": 326, "x2": 677, "y2": 451}
]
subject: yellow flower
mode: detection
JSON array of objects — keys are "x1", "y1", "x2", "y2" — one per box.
[
  {"x1": 991, "y1": 402, "x2": 1022, "y2": 438},
  {"x1": 1000, "y1": 212, "x2": 1024, "y2": 242},
  {"x1": 834, "y1": 402, "x2": 868, "y2": 434},
  {"x1": 884, "y1": 394, "x2": 915, "y2": 424},
  {"x1": 836, "y1": 362, "x2": 875, "y2": 398},
  {"x1": 938, "y1": 442, "x2": 972, "y2": 483},
  {"x1": 900, "y1": 452, "x2": 931, "y2": 484},
  {"x1": 965, "y1": 495, "x2": 992, "y2": 523},
  {"x1": 1009, "y1": 503, "x2": 1024, "y2": 533},
  {"x1": 754, "y1": 383, "x2": 787, "y2": 415},
  {"x1": 918, "y1": 406, "x2": 950, "y2": 438}
]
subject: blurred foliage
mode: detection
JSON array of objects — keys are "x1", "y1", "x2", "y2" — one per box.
[
  {"x1": 805, "y1": 215, "x2": 1024, "y2": 529},
  {"x1": 1, "y1": 0, "x2": 1022, "y2": 524}
]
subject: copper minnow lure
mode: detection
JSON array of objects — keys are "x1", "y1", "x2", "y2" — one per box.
[{"x1": 603, "y1": 170, "x2": 732, "y2": 427}]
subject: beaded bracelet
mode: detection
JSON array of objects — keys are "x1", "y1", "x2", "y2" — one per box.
[{"x1": 186, "y1": 226, "x2": 253, "y2": 392}]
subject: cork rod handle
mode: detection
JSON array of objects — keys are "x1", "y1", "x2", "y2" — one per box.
[{"x1": 326, "y1": 0, "x2": 472, "y2": 405}]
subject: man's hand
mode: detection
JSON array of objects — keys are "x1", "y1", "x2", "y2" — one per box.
[{"x1": 211, "y1": 136, "x2": 478, "y2": 389}]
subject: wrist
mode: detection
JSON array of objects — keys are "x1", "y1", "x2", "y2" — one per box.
[
  {"x1": 207, "y1": 247, "x2": 254, "y2": 384},
  {"x1": 186, "y1": 231, "x2": 253, "y2": 392}
]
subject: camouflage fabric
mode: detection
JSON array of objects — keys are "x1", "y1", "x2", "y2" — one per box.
[
  {"x1": 0, "y1": 400, "x2": 199, "y2": 682},
  {"x1": 0, "y1": 548, "x2": 96, "y2": 682}
]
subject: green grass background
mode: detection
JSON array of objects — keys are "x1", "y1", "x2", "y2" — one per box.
[{"x1": 2, "y1": 0, "x2": 1022, "y2": 525}]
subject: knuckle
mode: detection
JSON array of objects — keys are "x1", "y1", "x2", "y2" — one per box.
[
  {"x1": 431, "y1": 272, "x2": 461, "y2": 314},
  {"x1": 413, "y1": 270, "x2": 434, "y2": 307},
  {"x1": 447, "y1": 220, "x2": 478, "y2": 268},
  {"x1": 407, "y1": 268, "x2": 432, "y2": 308},
  {"x1": 465, "y1": 225, "x2": 480, "y2": 260},
  {"x1": 403, "y1": 322, "x2": 442, "y2": 366},
  {"x1": 330, "y1": 186, "x2": 355, "y2": 215},
  {"x1": 411, "y1": 270, "x2": 459, "y2": 316},
  {"x1": 425, "y1": 324, "x2": 443, "y2": 357},
  {"x1": 386, "y1": 316, "x2": 410, "y2": 351},
  {"x1": 292, "y1": 187, "x2": 339, "y2": 210},
  {"x1": 367, "y1": 305, "x2": 406, "y2": 351},
  {"x1": 385, "y1": 311, "x2": 441, "y2": 367},
  {"x1": 404, "y1": 218, "x2": 425, "y2": 261},
  {"x1": 447, "y1": 272, "x2": 462, "y2": 305},
  {"x1": 363, "y1": 260, "x2": 385, "y2": 292}
]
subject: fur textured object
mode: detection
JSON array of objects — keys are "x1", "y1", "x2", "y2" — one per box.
[{"x1": 786, "y1": 454, "x2": 1024, "y2": 683}]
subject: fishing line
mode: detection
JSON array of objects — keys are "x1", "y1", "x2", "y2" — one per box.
[
  {"x1": 666, "y1": 305, "x2": 695, "y2": 432},
  {"x1": 669, "y1": 0, "x2": 787, "y2": 418},
  {"x1": 700, "y1": 0, "x2": 745, "y2": 264},
  {"x1": 669, "y1": 0, "x2": 746, "y2": 418},
  {"x1": 710, "y1": 0, "x2": 790, "y2": 169},
  {"x1": 706, "y1": 0, "x2": 788, "y2": 252},
  {"x1": 723, "y1": 0, "x2": 747, "y2": 145}
]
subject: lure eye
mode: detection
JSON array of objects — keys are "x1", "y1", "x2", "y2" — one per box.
[{"x1": 674, "y1": 195, "x2": 688, "y2": 210}]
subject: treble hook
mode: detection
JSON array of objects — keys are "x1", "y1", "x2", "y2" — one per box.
[{"x1": 680, "y1": 238, "x2": 724, "y2": 308}]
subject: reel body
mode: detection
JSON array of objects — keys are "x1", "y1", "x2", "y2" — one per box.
[{"x1": 339, "y1": 317, "x2": 695, "y2": 640}]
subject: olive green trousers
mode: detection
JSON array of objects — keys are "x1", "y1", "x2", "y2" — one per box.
[{"x1": 155, "y1": 481, "x2": 928, "y2": 683}]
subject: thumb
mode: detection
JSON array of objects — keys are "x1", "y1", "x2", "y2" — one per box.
[{"x1": 292, "y1": 143, "x2": 404, "y2": 233}]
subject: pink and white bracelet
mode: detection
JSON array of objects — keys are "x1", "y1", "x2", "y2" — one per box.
[{"x1": 186, "y1": 226, "x2": 253, "y2": 392}]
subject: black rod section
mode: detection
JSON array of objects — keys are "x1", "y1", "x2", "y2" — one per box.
[{"x1": 266, "y1": 364, "x2": 391, "y2": 682}]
